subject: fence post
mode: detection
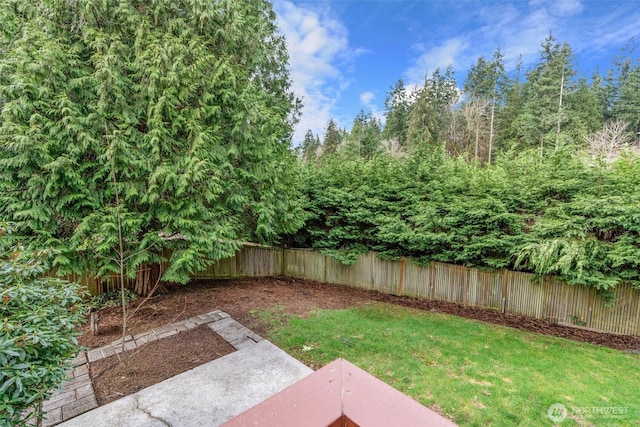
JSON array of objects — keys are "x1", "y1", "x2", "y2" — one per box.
[
  {"x1": 235, "y1": 248, "x2": 241, "y2": 278},
  {"x1": 398, "y1": 258, "x2": 405, "y2": 296},
  {"x1": 587, "y1": 286, "x2": 596, "y2": 328},
  {"x1": 463, "y1": 266, "x2": 469, "y2": 305},
  {"x1": 323, "y1": 253, "x2": 327, "y2": 283},
  {"x1": 429, "y1": 261, "x2": 435, "y2": 299},
  {"x1": 501, "y1": 269, "x2": 508, "y2": 314}
]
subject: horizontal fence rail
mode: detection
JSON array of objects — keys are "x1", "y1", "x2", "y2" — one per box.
[{"x1": 73, "y1": 247, "x2": 640, "y2": 336}]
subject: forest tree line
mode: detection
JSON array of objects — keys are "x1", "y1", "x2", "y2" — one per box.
[{"x1": 300, "y1": 35, "x2": 640, "y2": 164}]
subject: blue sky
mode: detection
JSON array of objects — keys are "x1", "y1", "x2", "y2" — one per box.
[{"x1": 272, "y1": 0, "x2": 640, "y2": 144}]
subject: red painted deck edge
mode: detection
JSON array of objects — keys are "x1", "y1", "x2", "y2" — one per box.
[{"x1": 222, "y1": 359, "x2": 457, "y2": 427}]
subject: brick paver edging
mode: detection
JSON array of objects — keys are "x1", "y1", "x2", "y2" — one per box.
[
  {"x1": 39, "y1": 310, "x2": 262, "y2": 426},
  {"x1": 87, "y1": 310, "x2": 231, "y2": 363}
]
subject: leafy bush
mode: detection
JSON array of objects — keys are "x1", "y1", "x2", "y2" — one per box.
[{"x1": 0, "y1": 224, "x2": 87, "y2": 426}]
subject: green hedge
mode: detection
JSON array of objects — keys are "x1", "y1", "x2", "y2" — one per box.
[{"x1": 291, "y1": 148, "x2": 640, "y2": 292}]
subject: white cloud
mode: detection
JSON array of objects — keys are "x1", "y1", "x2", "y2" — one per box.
[
  {"x1": 359, "y1": 91, "x2": 385, "y2": 125},
  {"x1": 405, "y1": 38, "x2": 468, "y2": 85},
  {"x1": 531, "y1": 0, "x2": 584, "y2": 17},
  {"x1": 401, "y1": 0, "x2": 599, "y2": 84},
  {"x1": 359, "y1": 91, "x2": 375, "y2": 106},
  {"x1": 578, "y1": 5, "x2": 640, "y2": 53},
  {"x1": 273, "y1": 1, "x2": 356, "y2": 143}
]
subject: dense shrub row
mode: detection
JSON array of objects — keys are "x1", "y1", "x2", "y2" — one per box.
[{"x1": 290, "y1": 148, "x2": 640, "y2": 292}]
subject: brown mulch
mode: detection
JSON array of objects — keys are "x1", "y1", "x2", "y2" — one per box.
[
  {"x1": 82, "y1": 276, "x2": 640, "y2": 408},
  {"x1": 89, "y1": 325, "x2": 235, "y2": 406},
  {"x1": 79, "y1": 277, "x2": 372, "y2": 349}
]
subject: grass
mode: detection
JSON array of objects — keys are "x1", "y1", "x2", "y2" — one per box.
[{"x1": 260, "y1": 303, "x2": 640, "y2": 426}]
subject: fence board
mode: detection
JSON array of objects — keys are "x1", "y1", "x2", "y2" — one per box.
[
  {"x1": 542, "y1": 280, "x2": 592, "y2": 326},
  {"x1": 372, "y1": 257, "x2": 401, "y2": 295},
  {"x1": 324, "y1": 256, "x2": 350, "y2": 286},
  {"x1": 467, "y1": 269, "x2": 503, "y2": 309},
  {"x1": 237, "y1": 247, "x2": 282, "y2": 277},
  {"x1": 403, "y1": 262, "x2": 433, "y2": 299},
  {"x1": 590, "y1": 284, "x2": 640, "y2": 335},
  {"x1": 284, "y1": 249, "x2": 327, "y2": 282},
  {"x1": 350, "y1": 253, "x2": 375, "y2": 290},
  {"x1": 282, "y1": 249, "x2": 306, "y2": 278},
  {"x1": 433, "y1": 262, "x2": 465, "y2": 303},
  {"x1": 193, "y1": 256, "x2": 237, "y2": 279},
  {"x1": 505, "y1": 271, "x2": 544, "y2": 318}
]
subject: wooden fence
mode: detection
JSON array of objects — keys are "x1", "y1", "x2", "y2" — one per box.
[{"x1": 77, "y1": 246, "x2": 640, "y2": 336}]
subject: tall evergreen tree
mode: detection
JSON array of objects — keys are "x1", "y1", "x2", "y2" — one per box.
[
  {"x1": 565, "y1": 78, "x2": 605, "y2": 141},
  {"x1": 514, "y1": 35, "x2": 576, "y2": 153},
  {"x1": 463, "y1": 50, "x2": 505, "y2": 162},
  {"x1": 301, "y1": 129, "x2": 320, "y2": 162},
  {"x1": 322, "y1": 119, "x2": 342, "y2": 156},
  {"x1": 497, "y1": 56, "x2": 525, "y2": 148},
  {"x1": 382, "y1": 79, "x2": 413, "y2": 147},
  {"x1": 613, "y1": 61, "x2": 640, "y2": 139},
  {"x1": 0, "y1": 0, "x2": 305, "y2": 285},
  {"x1": 344, "y1": 110, "x2": 382, "y2": 158},
  {"x1": 407, "y1": 67, "x2": 458, "y2": 148}
]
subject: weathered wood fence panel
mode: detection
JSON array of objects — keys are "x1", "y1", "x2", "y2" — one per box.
[
  {"x1": 237, "y1": 246, "x2": 282, "y2": 277},
  {"x1": 324, "y1": 257, "x2": 352, "y2": 286},
  {"x1": 505, "y1": 271, "x2": 545, "y2": 319},
  {"x1": 192, "y1": 256, "x2": 238, "y2": 279},
  {"x1": 66, "y1": 273, "x2": 126, "y2": 295},
  {"x1": 280, "y1": 248, "x2": 640, "y2": 336},
  {"x1": 402, "y1": 261, "x2": 432, "y2": 299},
  {"x1": 590, "y1": 284, "x2": 640, "y2": 336},
  {"x1": 433, "y1": 262, "x2": 466, "y2": 304},
  {"x1": 467, "y1": 269, "x2": 503, "y2": 310},
  {"x1": 372, "y1": 257, "x2": 401, "y2": 296},
  {"x1": 72, "y1": 246, "x2": 640, "y2": 336}
]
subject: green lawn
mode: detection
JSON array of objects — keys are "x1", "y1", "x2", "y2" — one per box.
[{"x1": 260, "y1": 303, "x2": 640, "y2": 426}]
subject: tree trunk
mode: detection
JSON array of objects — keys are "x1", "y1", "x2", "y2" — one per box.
[
  {"x1": 488, "y1": 93, "x2": 496, "y2": 165},
  {"x1": 555, "y1": 64, "x2": 565, "y2": 151},
  {"x1": 134, "y1": 263, "x2": 166, "y2": 296}
]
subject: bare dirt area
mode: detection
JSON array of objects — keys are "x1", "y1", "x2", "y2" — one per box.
[
  {"x1": 90, "y1": 325, "x2": 235, "y2": 406},
  {"x1": 81, "y1": 276, "x2": 640, "y2": 408},
  {"x1": 79, "y1": 277, "x2": 372, "y2": 349}
]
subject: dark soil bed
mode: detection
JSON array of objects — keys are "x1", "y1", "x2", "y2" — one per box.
[
  {"x1": 81, "y1": 276, "x2": 640, "y2": 408},
  {"x1": 90, "y1": 325, "x2": 235, "y2": 406}
]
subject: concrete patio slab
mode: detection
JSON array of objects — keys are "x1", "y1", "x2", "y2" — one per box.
[{"x1": 58, "y1": 340, "x2": 312, "y2": 427}]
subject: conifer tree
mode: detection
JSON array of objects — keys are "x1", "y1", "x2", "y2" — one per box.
[
  {"x1": 0, "y1": 0, "x2": 304, "y2": 286},
  {"x1": 514, "y1": 35, "x2": 576, "y2": 152},
  {"x1": 301, "y1": 129, "x2": 321, "y2": 162},
  {"x1": 344, "y1": 110, "x2": 382, "y2": 159},
  {"x1": 322, "y1": 119, "x2": 342, "y2": 156},
  {"x1": 407, "y1": 67, "x2": 458, "y2": 148},
  {"x1": 382, "y1": 79, "x2": 413, "y2": 147},
  {"x1": 463, "y1": 50, "x2": 505, "y2": 162},
  {"x1": 613, "y1": 62, "x2": 640, "y2": 139}
]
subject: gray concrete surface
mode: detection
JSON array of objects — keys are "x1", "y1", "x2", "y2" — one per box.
[
  {"x1": 58, "y1": 340, "x2": 313, "y2": 427},
  {"x1": 207, "y1": 318, "x2": 263, "y2": 350}
]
